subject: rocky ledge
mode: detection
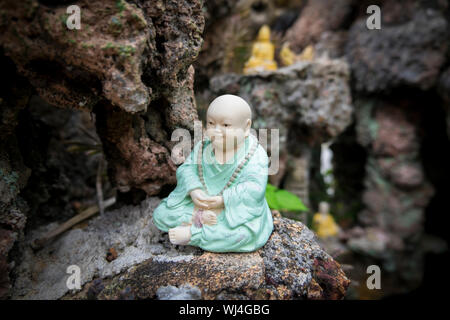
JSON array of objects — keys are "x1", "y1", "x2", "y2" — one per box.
[
  {"x1": 210, "y1": 58, "x2": 353, "y2": 148},
  {"x1": 11, "y1": 198, "x2": 349, "y2": 300}
]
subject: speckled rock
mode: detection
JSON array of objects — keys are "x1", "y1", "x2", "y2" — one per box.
[
  {"x1": 0, "y1": 229, "x2": 17, "y2": 299},
  {"x1": 156, "y1": 283, "x2": 202, "y2": 300},
  {"x1": 346, "y1": 3, "x2": 448, "y2": 92},
  {"x1": 0, "y1": 60, "x2": 32, "y2": 299},
  {"x1": 0, "y1": 0, "x2": 148, "y2": 112},
  {"x1": 210, "y1": 58, "x2": 353, "y2": 149},
  {"x1": 0, "y1": 0, "x2": 204, "y2": 196},
  {"x1": 284, "y1": 0, "x2": 355, "y2": 53},
  {"x1": 438, "y1": 66, "x2": 450, "y2": 139},
  {"x1": 352, "y1": 99, "x2": 434, "y2": 258},
  {"x1": 1, "y1": 0, "x2": 204, "y2": 297},
  {"x1": 11, "y1": 198, "x2": 349, "y2": 300},
  {"x1": 11, "y1": 197, "x2": 194, "y2": 300}
]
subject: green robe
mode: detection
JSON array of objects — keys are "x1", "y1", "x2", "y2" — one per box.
[{"x1": 152, "y1": 134, "x2": 274, "y2": 252}]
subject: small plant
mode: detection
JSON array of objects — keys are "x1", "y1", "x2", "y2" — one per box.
[
  {"x1": 59, "y1": 13, "x2": 69, "y2": 27},
  {"x1": 109, "y1": 15, "x2": 123, "y2": 35},
  {"x1": 116, "y1": 0, "x2": 125, "y2": 13},
  {"x1": 265, "y1": 183, "x2": 308, "y2": 212},
  {"x1": 102, "y1": 42, "x2": 115, "y2": 50},
  {"x1": 118, "y1": 45, "x2": 135, "y2": 57}
]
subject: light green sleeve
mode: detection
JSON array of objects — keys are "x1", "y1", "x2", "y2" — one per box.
[
  {"x1": 221, "y1": 148, "x2": 269, "y2": 229},
  {"x1": 166, "y1": 141, "x2": 203, "y2": 207}
]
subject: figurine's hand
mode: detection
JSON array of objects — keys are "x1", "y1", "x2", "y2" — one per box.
[
  {"x1": 204, "y1": 196, "x2": 224, "y2": 210},
  {"x1": 190, "y1": 189, "x2": 210, "y2": 209},
  {"x1": 200, "y1": 210, "x2": 217, "y2": 226}
]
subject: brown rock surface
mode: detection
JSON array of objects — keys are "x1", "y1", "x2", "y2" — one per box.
[
  {"x1": 77, "y1": 213, "x2": 349, "y2": 300},
  {"x1": 352, "y1": 99, "x2": 434, "y2": 260},
  {"x1": 284, "y1": 0, "x2": 356, "y2": 53},
  {"x1": 0, "y1": 0, "x2": 205, "y2": 299},
  {"x1": 0, "y1": 0, "x2": 204, "y2": 196},
  {"x1": 346, "y1": 2, "x2": 448, "y2": 92},
  {"x1": 210, "y1": 59, "x2": 353, "y2": 149},
  {"x1": 11, "y1": 198, "x2": 349, "y2": 300}
]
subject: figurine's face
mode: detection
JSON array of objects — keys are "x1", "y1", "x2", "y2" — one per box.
[
  {"x1": 319, "y1": 202, "x2": 329, "y2": 215},
  {"x1": 206, "y1": 110, "x2": 247, "y2": 151},
  {"x1": 206, "y1": 95, "x2": 251, "y2": 152}
]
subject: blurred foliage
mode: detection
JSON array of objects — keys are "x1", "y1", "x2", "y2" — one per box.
[
  {"x1": 265, "y1": 183, "x2": 308, "y2": 212},
  {"x1": 64, "y1": 125, "x2": 103, "y2": 156},
  {"x1": 65, "y1": 141, "x2": 102, "y2": 156}
]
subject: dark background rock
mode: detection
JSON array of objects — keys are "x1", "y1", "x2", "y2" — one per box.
[{"x1": 346, "y1": 5, "x2": 448, "y2": 92}]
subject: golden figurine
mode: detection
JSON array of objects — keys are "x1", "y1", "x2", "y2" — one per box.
[
  {"x1": 280, "y1": 43, "x2": 315, "y2": 66},
  {"x1": 243, "y1": 25, "x2": 278, "y2": 74},
  {"x1": 312, "y1": 202, "x2": 339, "y2": 238},
  {"x1": 280, "y1": 42, "x2": 296, "y2": 66},
  {"x1": 298, "y1": 44, "x2": 315, "y2": 61}
]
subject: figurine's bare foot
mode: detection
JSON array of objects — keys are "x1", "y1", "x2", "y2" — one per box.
[
  {"x1": 168, "y1": 226, "x2": 191, "y2": 245},
  {"x1": 201, "y1": 210, "x2": 217, "y2": 226}
]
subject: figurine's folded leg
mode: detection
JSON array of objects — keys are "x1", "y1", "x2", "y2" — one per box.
[
  {"x1": 188, "y1": 208, "x2": 224, "y2": 247},
  {"x1": 188, "y1": 215, "x2": 262, "y2": 253},
  {"x1": 187, "y1": 222, "x2": 203, "y2": 247},
  {"x1": 152, "y1": 198, "x2": 195, "y2": 232}
]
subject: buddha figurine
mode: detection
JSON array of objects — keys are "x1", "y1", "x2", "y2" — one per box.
[
  {"x1": 280, "y1": 42, "x2": 296, "y2": 66},
  {"x1": 280, "y1": 43, "x2": 315, "y2": 67},
  {"x1": 152, "y1": 94, "x2": 274, "y2": 252},
  {"x1": 298, "y1": 44, "x2": 315, "y2": 61},
  {"x1": 312, "y1": 202, "x2": 339, "y2": 238},
  {"x1": 243, "y1": 25, "x2": 278, "y2": 74}
]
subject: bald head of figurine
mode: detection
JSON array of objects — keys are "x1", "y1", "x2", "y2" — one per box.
[
  {"x1": 257, "y1": 25, "x2": 271, "y2": 41},
  {"x1": 319, "y1": 202, "x2": 329, "y2": 215},
  {"x1": 206, "y1": 94, "x2": 252, "y2": 152}
]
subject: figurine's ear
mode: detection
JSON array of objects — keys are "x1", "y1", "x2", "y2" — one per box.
[{"x1": 244, "y1": 118, "x2": 251, "y2": 136}]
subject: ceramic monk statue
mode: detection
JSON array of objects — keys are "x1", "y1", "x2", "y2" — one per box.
[
  {"x1": 243, "y1": 25, "x2": 278, "y2": 74},
  {"x1": 152, "y1": 94, "x2": 274, "y2": 252}
]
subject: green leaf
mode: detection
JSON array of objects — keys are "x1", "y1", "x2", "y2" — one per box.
[
  {"x1": 265, "y1": 183, "x2": 308, "y2": 212},
  {"x1": 265, "y1": 184, "x2": 280, "y2": 210},
  {"x1": 274, "y1": 189, "x2": 308, "y2": 212}
]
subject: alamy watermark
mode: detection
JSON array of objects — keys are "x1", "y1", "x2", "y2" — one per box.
[
  {"x1": 170, "y1": 120, "x2": 280, "y2": 175},
  {"x1": 66, "y1": 5, "x2": 81, "y2": 30},
  {"x1": 66, "y1": 264, "x2": 81, "y2": 290},
  {"x1": 366, "y1": 5, "x2": 381, "y2": 30},
  {"x1": 366, "y1": 265, "x2": 381, "y2": 290},
  {"x1": 65, "y1": 4, "x2": 381, "y2": 31}
]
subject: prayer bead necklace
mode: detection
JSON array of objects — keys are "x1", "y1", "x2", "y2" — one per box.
[{"x1": 197, "y1": 137, "x2": 259, "y2": 196}]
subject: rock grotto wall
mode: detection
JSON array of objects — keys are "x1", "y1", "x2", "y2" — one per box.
[
  {"x1": 0, "y1": 0, "x2": 204, "y2": 195},
  {"x1": 196, "y1": 0, "x2": 450, "y2": 291},
  {"x1": 0, "y1": 0, "x2": 205, "y2": 299},
  {"x1": 342, "y1": 0, "x2": 448, "y2": 281},
  {"x1": 2, "y1": 0, "x2": 449, "y2": 300},
  {"x1": 0, "y1": 56, "x2": 32, "y2": 300},
  {"x1": 351, "y1": 98, "x2": 434, "y2": 255}
]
